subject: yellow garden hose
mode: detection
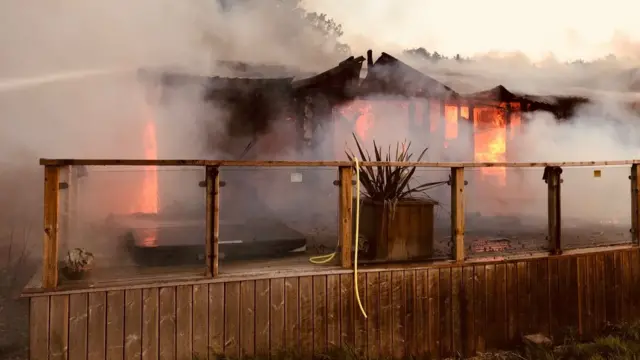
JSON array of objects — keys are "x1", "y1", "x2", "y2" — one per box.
[
  {"x1": 353, "y1": 157, "x2": 367, "y2": 318},
  {"x1": 308, "y1": 158, "x2": 367, "y2": 318}
]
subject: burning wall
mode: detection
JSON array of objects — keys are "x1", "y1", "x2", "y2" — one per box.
[
  {"x1": 336, "y1": 99, "x2": 523, "y2": 187},
  {"x1": 134, "y1": 51, "x2": 632, "y2": 229}
]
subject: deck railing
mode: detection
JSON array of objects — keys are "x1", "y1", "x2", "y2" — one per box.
[{"x1": 38, "y1": 158, "x2": 640, "y2": 289}]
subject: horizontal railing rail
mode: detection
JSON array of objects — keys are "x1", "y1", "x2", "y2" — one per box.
[
  {"x1": 40, "y1": 158, "x2": 640, "y2": 168},
  {"x1": 38, "y1": 159, "x2": 640, "y2": 289}
]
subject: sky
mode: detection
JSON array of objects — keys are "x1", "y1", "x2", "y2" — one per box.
[{"x1": 303, "y1": 0, "x2": 640, "y2": 62}]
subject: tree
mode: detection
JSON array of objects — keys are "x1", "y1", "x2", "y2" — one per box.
[
  {"x1": 403, "y1": 47, "x2": 431, "y2": 59},
  {"x1": 303, "y1": 11, "x2": 351, "y2": 55},
  {"x1": 217, "y1": 0, "x2": 350, "y2": 57}
]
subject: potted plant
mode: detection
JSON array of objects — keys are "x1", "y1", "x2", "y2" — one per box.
[
  {"x1": 60, "y1": 248, "x2": 95, "y2": 280},
  {"x1": 346, "y1": 133, "x2": 448, "y2": 262}
]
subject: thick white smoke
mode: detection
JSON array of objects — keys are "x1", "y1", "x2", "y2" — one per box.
[{"x1": 0, "y1": 0, "x2": 350, "y2": 259}]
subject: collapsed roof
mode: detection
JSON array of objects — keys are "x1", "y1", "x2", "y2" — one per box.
[
  {"x1": 138, "y1": 50, "x2": 635, "y2": 120},
  {"x1": 361, "y1": 51, "x2": 458, "y2": 99}
]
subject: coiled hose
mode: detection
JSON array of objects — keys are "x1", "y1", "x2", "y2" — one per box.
[{"x1": 309, "y1": 158, "x2": 367, "y2": 318}]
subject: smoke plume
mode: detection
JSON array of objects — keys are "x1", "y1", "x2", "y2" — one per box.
[{"x1": 2, "y1": 0, "x2": 640, "y2": 262}]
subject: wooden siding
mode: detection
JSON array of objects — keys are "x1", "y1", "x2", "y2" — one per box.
[{"x1": 29, "y1": 247, "x2": 640, "y2": 360}]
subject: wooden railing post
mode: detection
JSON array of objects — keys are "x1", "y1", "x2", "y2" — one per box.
[
  {"x1": 450, "y1": 167, "x2": 465, "y2": 262},
  {"x1": 205, "y1": 166, "x2": 220, "y2": 277},
  {"x1": 631, "y1": 164, "x2": 640, "y2": 244},
  {"x1": 339, "y1": 166, "x2": 354, "y2": 268},
  {"x1": 43, "y1": 165, "x2": 61, "y2": 288},
  {"x1": 544, "y1": 166, "x2": 563, "y2": 255}
]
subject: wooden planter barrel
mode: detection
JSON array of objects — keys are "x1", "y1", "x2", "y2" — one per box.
[{"x1": 354, "y1": 198, "x2": 436, "y2": 262}]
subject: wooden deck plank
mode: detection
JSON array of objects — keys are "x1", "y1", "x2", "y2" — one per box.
[
  {"x1": 176, "y1": 286, "x2": 193, "y2": 360},
  {"x1": 461, "y1": 266, "x2": 475, "y2": 358},
  {"x1": 326, "y1": 275, "x2": 341, "y2": 350},
  {"x1": 484, "y1": 264, "x2": 496, "y2": 350},
  {"x1": 299, "y1": 276, "x2": 314, "y2": 358},
  {"x1": 365, "y1": 272, "x2": 379, "y2": 358},
  {"x1": 354, "y1": 273, "x2": 367, "y2": 357},
  {"x1": 535, "y1": 259, "x2": 550, "y2": 338},
  {"x1": 30, "y1": 296, "x2": 50, "y2": 360},
  {"x1": 69, "y1": 293, "x2": 88, "y2": 360},
  {"x1": 285, "y1": 277, "x2": 300, "y2": 354},
  {"x1": 142, "y1": 288, "x2": 160, "y2": 360},
  {"x1": 506, "y1": 262, "x2": 518, "y2": 345},
  {"x1": 630, "y1": 251, "x2": 640, "y2": 322},
  {"x1": 223, "y1": 282, "x2": 240, "y2": 359},
  {"x1": 105, "y1": 291, "x2": 124, "y2": 360},
  {"x1": 428, "y1": 268, "x2": 440, "y2": 359},
  {"x1": 378, "y1": 271, "x2": 392, "y2": 358},
  {"x1": 313, "y1": 276, "x2": 328, "y2": 355},
  {"x1": 527, "y1": 261, "x2": 538, "y2": 337},
  {"x1": 516, "y1": 262, "x2": 530, "y2": 340},
  {"x1": 192, "y1": 284, "x2": 209, "y2": 359},
  {"x1": 87, "y1": 293, "x2": 106, "y2": 360},
  {"x1": 548, "y1": 258, "x2": 561, "y2": 341},
  {"x1": 594, "y1": 254, "x2": 606, "y2": 333},
  {"x1": 451, "y1": 267, "x2": 462, "y2": 355},
  {"x1": 339, "y1": 274, "x2": 354, "y2": 349},
  {"x1": 474, "y1": 265, "x2": 486, "y2": 354},
  {"x1": 270, "y1": 278, "x2": 285, "y2": 354},
  {"x1": 208, "y1": 283, "x2": 225, "y2": 357},
  {"x1": 405, "y1": 270, "x2": 417, "y2": 358},
  {"x1": 578, "y1": 256, "x2": 591, "y2": 338},
  {"x1": 158, "y1": 287, "x2": 176, "y2": 360},
  {"x1": 49, "y1": 295, "x2": 69, "y2": 360},
  {"x1": 254, "y1": 279, "x2": 270, "y2": 356},
  {"x1": 620, "y1": 251, "x2": 631, "y2": 324},
  {"x1": 567, "y1": 257, "x2": 580, "y2": 332},
  {"x1": 391, "y1": 271, "x2": 405, "y2": 360},
  {"x1": 123, "y1": 289, "x2": 142, "y2": 360},
  {"x1": 494, "y1": 263, "x2": 508, "y2": 349},
  {"x1": 240, "y1": 281, "x2": 255, "y2": 358}
]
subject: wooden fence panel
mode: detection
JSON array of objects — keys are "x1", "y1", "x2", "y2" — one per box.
[{"x1": 28, "y1": 248, "x2": 640, "y2": 360}]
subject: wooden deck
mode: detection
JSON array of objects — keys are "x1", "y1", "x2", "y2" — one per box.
[
  {"x1": 25, "y1": 158, "x2": 640, "y2": 359},
  {"x1": 26, "y1": 246, "x2": 640, "y2": 360}
]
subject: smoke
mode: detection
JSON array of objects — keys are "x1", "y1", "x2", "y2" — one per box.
[
  {"x1": 292, "y1": 49, "x2": 640, "y2": 253},
  {"x1": 2, "y1": 0, "x2": 639, "y2": 264},
  {"x1": 0, "y1": 0, "x2": 350, "y2": 261}
]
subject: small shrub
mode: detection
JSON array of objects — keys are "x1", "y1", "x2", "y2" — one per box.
[{"x1": 345, "y1": 133, "x2": 447, "y2": 203}]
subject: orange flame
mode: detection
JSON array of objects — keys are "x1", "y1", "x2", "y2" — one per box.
[
  {"x1": 444, "y1": 105, "x2": 458, "y2": 140},
  {"x1": 354, "y1": 102, "x2": 374, "y2": 140},
  {"x1": 338, "y1": 100, "x2": 375, "y2": 141},
  {"x1": 140, "y1": 119, "x2": 159, "y2": 214},
  {"x1": 460, "y1": 106, "x2": 469, "y2": 120},
  {"x1": 134, "y1": 107, "x2": 159, "y2": 247},
  {"x1": 473, "y1": 105, "x2": 507, "y2": 186}
]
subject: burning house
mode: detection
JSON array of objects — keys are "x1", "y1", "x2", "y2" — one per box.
[
  {"x1": 121, "y1": 50, "x2": 633, "y2": 264},
  {"x1": 140, "y1": 51, "x2": 596, "y2": 169}
]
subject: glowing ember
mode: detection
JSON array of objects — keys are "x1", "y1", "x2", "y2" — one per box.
[{"x1": 473, "y1": 106, "x2": 507, "y2": 186}]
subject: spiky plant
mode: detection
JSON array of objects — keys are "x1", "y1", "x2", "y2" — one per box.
[{"x1": 345, "y1": 133, "x2": 447, "y2": 203}]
